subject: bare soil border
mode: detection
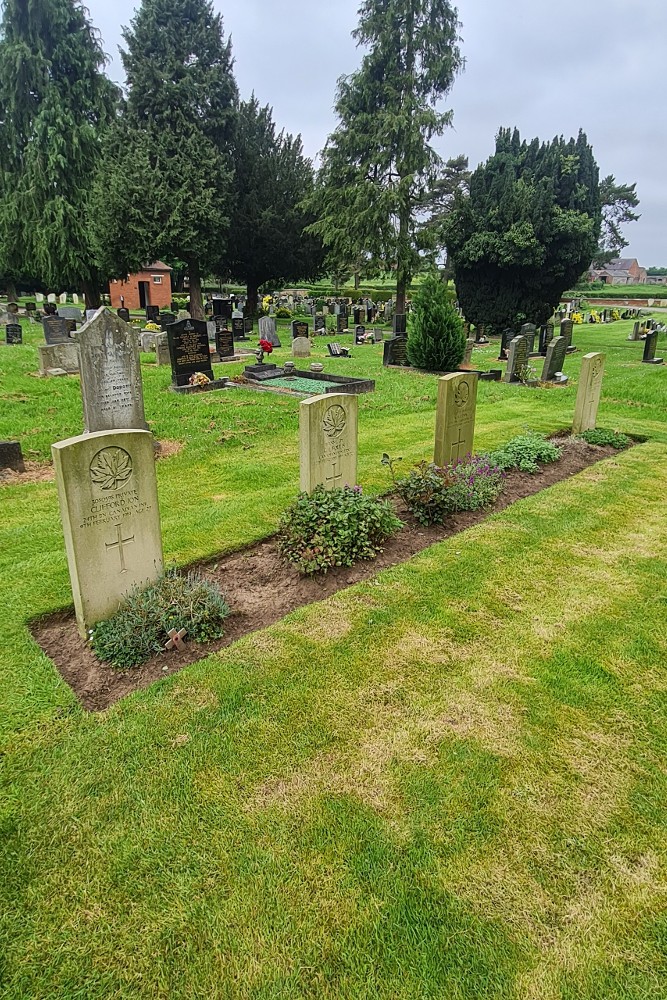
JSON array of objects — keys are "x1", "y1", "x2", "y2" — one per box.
[{"x1": 31, "y1": 438, "x2": 630, "y2": 712}]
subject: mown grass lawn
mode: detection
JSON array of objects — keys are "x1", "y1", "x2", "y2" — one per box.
[{"x1": 1, "y1": 317, "x2": 666, "y2": 998}]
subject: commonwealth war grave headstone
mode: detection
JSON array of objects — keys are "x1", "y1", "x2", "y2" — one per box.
[
  {"x1": 434, "y1": 372, "x2": 478, "y2": 467},
  {"x1": 52, "y1": 428, "x2": 163, "y2": 636},
  {"x1": 78, "y1": 309, "x2": 147, "y2": 433},
  {"x1": 573, "y1": 353, "x2": 605, "y2": 433},
  {"x1": 299, "y1": 392, "x2": 358, "y2": 492}
]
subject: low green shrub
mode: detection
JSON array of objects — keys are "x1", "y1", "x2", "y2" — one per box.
[
  {"x1": 91, "y1": 570, "x2": 230, "y2": 669},
  {"x1": 275, "y1": 306, "x2": 292, "y2": 319},
  {"x1": 385, "y1": 455, "x2": 504, "y2": 526},
  {"x1": 488, "y1": 432, "x2": 562, "y2": 473},
  {"x1": 278, "y1": 485, "x2": 402, "y2": 575},
  {"x1": 577, "y1": 428, "x2": 630, "y2": 449}
]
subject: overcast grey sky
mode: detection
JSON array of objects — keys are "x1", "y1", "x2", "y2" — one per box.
[{"x1": 88, "y1": 0, "x2": 667, "y2": 265}]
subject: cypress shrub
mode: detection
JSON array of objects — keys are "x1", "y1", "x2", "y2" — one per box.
[{"x1": 406, "y1": 274, "x2": 466, "y2": 371}]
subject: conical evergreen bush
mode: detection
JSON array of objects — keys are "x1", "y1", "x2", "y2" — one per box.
[{"x1": 406, "y1": 274, "x2": 466, "y2": 371}]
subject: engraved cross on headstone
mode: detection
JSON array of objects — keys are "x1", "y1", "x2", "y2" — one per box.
[
  {"x1": 165, "y1": 627, "x2": 187, "y2": 651},
  {"x1": 449, "y1": 428, "x2": 468, "y2": 463},
  {"x1": 105, "y1": 523, "x2": 135, "y2": 573},
  {"x1": 326, "y1": 459, "x2": 343, "y2": 488}
]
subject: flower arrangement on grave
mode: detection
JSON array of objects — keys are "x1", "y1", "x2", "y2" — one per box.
[
  {"x1": 144, "y1": 322, "x2": 161, "y2": 331},
  {"x1": 255, "y1": 339, "x2": 274, "y2": 365},
  {"x1": 572, "y1": 312, "x2": 584, "y2": 324},
  {"x1": 611, "y1": 309, "x2": 620, "y2": 321},
  {"x1": 188, "y1": 371, "x2": 211, "y2": 386}
]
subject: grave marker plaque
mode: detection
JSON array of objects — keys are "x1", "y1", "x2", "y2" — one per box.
[
  {"x1": 215, "y1": 325, "x2": 234, "y2": 359},
  {"x1": 167, "y1": 318, "x2": 214, "y2": 386},
  {"x1": 5, "y1": 323, "x2": 22, "y2": 344},
  {"x1": 42, "y1": 315, "x2": 71, "y2": 344},
  {"x1": 231, "y1": 317, "x2": 246, "y2": 340},
  {"x1": 382, "y1": 335, "x2": 409, "y2": 367},
  {"x1": 314, "y1": 315, "x2": 326, "y2": 334},
  {"x1": 78, "y1": 308, "x2": 147, "y2": 433},
  {"x1": 392, "y1": 313, "x2": 407, "y2": 335},
  {"x1": 299, "y1": 393, "x2": 358, "y2": 492},
  {"x1": 520, "y1": 323, "x2": 537, "y2": 353},
  {"x1": 355, "y1": 326, "x2": 366, "y2": 344},
  {"x1": 573, "y1": 353, "x2": 605, "y2": 433},
  {"x1": 291, "y1": 320, "x2": 310, "y2": 340},
  {"x1": 52, "y1": 428, "x2": 163, "y2": 636},
  {"x1": 434, "y1": 372, "x2": 478, "y2": 466}
]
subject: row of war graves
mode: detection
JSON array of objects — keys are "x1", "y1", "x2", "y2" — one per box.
[{"x1": 33, "y1": 307, "x2": 611, "y2": 642}]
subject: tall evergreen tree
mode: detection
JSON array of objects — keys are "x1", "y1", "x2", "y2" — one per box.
[
  {"x1": 406, "y1": 272, "x2": 465, "y2": 371},
  {"x1": 445, "y1": 128, "x2": 601, "y2": 330},
  {"x1": 219, "y1": 97, "x2": 324, "y2": 314},
  {"x1": 594, "y1": 175, "x2": 640, "y2": 266},
  {"x1": 92, "y1": 0, "x2": 237, "y2": 319},
  {"x1": 0, "y1": 0, "x2": 118, "y2": 306},
  {"x1": 306, "y1": 0, "x2": 464, "y2": 314}
]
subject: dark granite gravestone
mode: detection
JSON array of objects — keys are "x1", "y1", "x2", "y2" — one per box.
[
  {"x1": 314, "y1": 315, "x2": 326, "y2": 334},
  {"x1": 146, "y1": 305, "x2": 160, "y2": 323},
  {"x1": 0, "y1": 440, "x2": 25, "y2": 471},
  {"x1": 353, "y1": 307, "x2": 363, "y2": 325},
  {"x1": 504, "y1": 336, "x2": 531, "y2": 383},
  {"x1": 59, "y1": 307, "x2": 83, "y2": 323},
  {"x1": 5, "y1": 322, "x2": 22, "y2": 344},
  {"x1": 244, "y1": 317, "x2": 253, "y2": 335},
  {"x1": 560, "y1": 319, "x2": 574, "y2": 349},
  {"x1": 383, "y1": 335, "x2": 409, "y2": 367},
  {"x1": 25, "y1": 302, "x2": 36, "y2": 313},
  {"x1": 117, "y1": 307, "x2": 130, "y2": 323},
  {"x1": 498, "y1": 328, "x2": 515, "y2": 360},
  {"x1": 159, "y1": 312, "x2": 176, "y2": 330},
  {"x1": 541, "y1": 336, "x2": 568, "y2": 382},
  {"x1": 520, "y1": 323, "x2": 537, "y2": 353},
  {"x1": 215, "y1": 325, "x2": 234, "y2": 359},
  {"x1": 642, "y1": 330, "x2": 664, "y2": 364},
  {"x1": 166, "y1": 318, "x2": 214, "y2": 386},
  {"x1": 291, "y1": 320, "x2": 310, "y2": 340},
  {"x1": 392, "y1": 313, "x2": 407, "y2": 335},
  {"x1": 213, "y1": 298, "x2": 232, "y2": 320},
  {"x1": 538, "y1": 323, "x2": 554, "y2": 355},
  {"x1": 336, "y1": 314, "x2": 346, "y2": 334},
  {"x1": 42, "y1": 315, "x2": 71, "y2": 344},
  {"x1": 231, "y1": 317, "x2": 248, "y2": 341}
]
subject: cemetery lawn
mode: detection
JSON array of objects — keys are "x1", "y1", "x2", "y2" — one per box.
[{"x1": 1, "y1": 319, "x2": 667, "y2": 998}]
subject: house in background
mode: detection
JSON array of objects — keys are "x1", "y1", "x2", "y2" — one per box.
[
  {"x1": 589, "y1": 258, "x2": 647, "y2": 285},
  {"x1": 109, "y1": 262, "x2": 173, "y2": 311}
]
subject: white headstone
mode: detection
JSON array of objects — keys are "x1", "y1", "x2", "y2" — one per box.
[
  {"x1": 52, "y1": 428, "x2": 164, "y2": 636},
  {"x1": 299, "y1": 393, "x2": 358, "y2": 492},
  {"x1": 78, "y1": 308, "x2": 147, "y2": 433},
  {"x1": 72, "y1": 293, "x2": 79, "y2": 304},
  {"x1": 47, "y1": 293, "x2": 56, "y2": 304},
  {"x1": 35, "y1": 292, "x2": 44, "y2": 303},
  {"x1": 59, "y1": 293, "x2": 68, "y2": 304},
  {"x1": 434, "y1": 372, "x2": 478, "y2": 466},
  {"x1": 572, "y1": 353, "x2": 605, "y2": 433}
]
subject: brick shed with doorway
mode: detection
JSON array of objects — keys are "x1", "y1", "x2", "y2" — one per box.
[{"x1": 109, "y1": 262, "x2": 173, "y2": 311}]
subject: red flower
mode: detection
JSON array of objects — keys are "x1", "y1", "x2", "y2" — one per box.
[{"x1": 259, "y1": 339, "x2": 273, "y2": 353}]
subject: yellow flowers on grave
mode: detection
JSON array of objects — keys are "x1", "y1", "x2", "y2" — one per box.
[
  {"x1": 145, "y1": 322, "x2": 161, "y2": 331},
  {"x1": 611, "y1": 309, "x2": 621, "y2": 321},
  {"x1": 572, "y1": 312, "x2": 584, "y2": 324}
]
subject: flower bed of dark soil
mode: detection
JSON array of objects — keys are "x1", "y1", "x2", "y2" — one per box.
[{"x1": 31, "y1": 437, "x2": 629, "y2": 712}]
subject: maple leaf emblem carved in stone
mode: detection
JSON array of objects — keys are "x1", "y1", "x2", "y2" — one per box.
[
  {"x1": 89, "y1": 447, "x2": 133, "y2": 491},
  {"x1": 322, "y1": 404, "x2": 347, "y2": 438}
]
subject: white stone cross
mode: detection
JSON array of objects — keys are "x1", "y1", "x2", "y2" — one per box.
[{"x1": 105, "y1": 523, "x2": 135, "y2": 573}]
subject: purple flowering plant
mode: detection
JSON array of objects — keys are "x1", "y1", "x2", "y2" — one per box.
[{"x1": 382, "y1": 452, "x2": 505, "y2": 525}]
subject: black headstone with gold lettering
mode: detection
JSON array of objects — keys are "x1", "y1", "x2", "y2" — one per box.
[{"x1": 167, "y1": 318, "x2": 214, "y2": 386}]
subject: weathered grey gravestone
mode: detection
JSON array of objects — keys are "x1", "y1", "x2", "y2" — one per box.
[
  {"x1": 78, "y1": 308, "x2": 147, "y2": 433},
  {"x1": 504, "y1": 336, "x2": 530, "y2": 383},
  {"x1": 52, "y1": 428, "x2": 163, "y2": 637},
  {"x1": 299, "y1": 393, "x2": 358, "y2": 492},
  {"x1": 560, "y1": 319, "x2": 574, "y2": 350},
  {"x1": 259, "y1": 316, "x2": 281, "y2": 347},
  {"x1": 155, "y1": 334, "x2": 171, "y2": 366},
  {"x1": 541, "y1": 336, "x2": 568, "y2": 382},
  {"x1": 520, "y1": 323, "x2": 537, "y2": 353},
  {"x1": 538, "y1": 323, "x2": 554, "y2": 355},
  {"x1": 292, "y1": 336, "x2": 311, "y2": 358},
  {"x1": 434, "y1": 372, "x2": 478, "y2": 466},
  {"x1": 573, "y1": 353, "x2": 605, "y2": 433},
  {"x1": 461, "y1": 338, "x2": 475, "y2": 367},
  {"x1": 38, "y1": 341, "x2": 80, "y2": 375},
  {"x1": 642, "y1": 330, "x2": 664, "y2": 365}
]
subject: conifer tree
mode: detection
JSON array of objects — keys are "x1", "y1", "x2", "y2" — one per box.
[
  {"x1": 307, "y1": 0, "x2": 464, "y2": 314},
  {"x1": 445, "y1": 128, "x2": 601, "y2": 330},
  {"x1": 92, "y1": 0, "x2": 238, "y2": 319},
  {"x1": 0, "y1": 0, "x2": 118, "y2": 306},
  {"x1": 219, "y1": 97, "x2": 324, "y2": 314},
  {"x1": 406, "y1": 273, "x2": 465, "y2": 371}
]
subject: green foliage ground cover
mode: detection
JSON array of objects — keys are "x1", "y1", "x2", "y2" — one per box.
[{"x1": 1, "y1": 316, "x2": 666, "y2": 998}]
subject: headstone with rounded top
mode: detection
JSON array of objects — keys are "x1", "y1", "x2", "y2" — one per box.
[
  {"x1": 78, "y1": 308, "x2": 147, "y2": 433},
  {"x1": 434, "y1": 372, "x2": 478, "y2": 467},
  {"x1": 299, "y1": 392, "x2": 358, "y2": 492},
  {"x1": 541, "y1": 336, "x2": 568, "y2": 382},
  {"x1": 573, "y1": 353, "x2": 605, "y2": 433},
  {"x1": 504, "y1": 335, "x2": 530, "y2": 383},
  {"x1": 259, "y1": 315, "x2": 281, "y2": 347},
  {"x1": 52, "y1": 428, "x2": 163, "y2": 637},
  {"x1": 292, "y1": 336, "x2": 310, "y2": 358}
]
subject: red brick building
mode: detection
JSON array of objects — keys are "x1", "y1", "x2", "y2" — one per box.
[{"x1": 109, "y1": 262, "x2": 173, "y2": 311}]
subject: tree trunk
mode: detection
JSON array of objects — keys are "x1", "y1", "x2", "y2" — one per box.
[
  {"x1": 354, "y1": 271, "x2": 360, "y2": 290},
  {"x1": 246, "y1": 282, "x2": 259, "y2": 317},
  {"x1": 188, "y1": 257, "x2": 204, "y2": 320},
  {"x1": 395, "y1": 203, "x2": 410, "y2": 315},
  {"x1": 83, "y1": 280, "x2": 101, "y2": 311},
  {"x1": 5, "y1": 280, "x2": 18, "y2": 302}
]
